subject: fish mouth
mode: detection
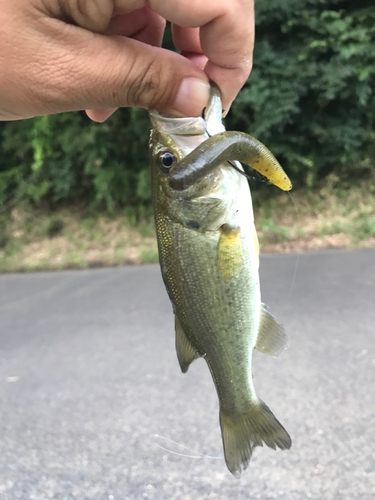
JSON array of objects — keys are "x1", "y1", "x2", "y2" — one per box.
[
  {"x1": 150, "y1": 83, "x2": 292, "y2": 193},
  {"x1": 149, "y1": 82, "x2": 224, "y2": 138},
  {"x1": 148, "y1": 111, "x2": 207, "y2": 136}
]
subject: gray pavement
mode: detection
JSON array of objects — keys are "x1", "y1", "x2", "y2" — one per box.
[{"x1": 0, "y1": 249, "x2": 375, "y2": 500}]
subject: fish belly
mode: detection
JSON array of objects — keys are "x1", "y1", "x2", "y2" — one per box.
[{"x1": 156, "y1": 208, "x2": 260, "y2": 413}]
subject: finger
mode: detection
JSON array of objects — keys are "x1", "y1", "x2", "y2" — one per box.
[
  {"x1": 86, "y1": 108, "x2": 117, "y2": 122},
  {"x1": 200, "y1": 4, "x2": 254, "y2": 111},
  {"x1": 55, "y1": 0, "x2": 254, "y2": 107},
  {"x1": 86, "y1": 8, "x2": 166, "y2": 122},
  {"x1": 16, "y1": 17, "x2": 210, "y2": 118},
  {"x1": 161, "y1": 0, "x2": 255, "y2": 111},
  {"x1": 172, "y1": 25, "x2": 202, "y2": 54},
  {"x1": 172, "y1": 25, "x2": 207, "y2": 71},
  {"x1": 105, "y1": 8, "x2": 165, "y2": 46}
]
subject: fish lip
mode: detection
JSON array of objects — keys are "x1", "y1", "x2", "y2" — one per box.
[
  {"x1": 149, "y1": 110, "x2": 207, "y2": 136},
  {"x1": 150, "y1": 82, "x2": 226, "y2": 192},
  {"x1": 149, "y1": 82, "x2": 224, "y2": 137}
]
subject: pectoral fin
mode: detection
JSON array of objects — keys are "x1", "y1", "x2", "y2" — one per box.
[
  {"x1": 175, "y1": 315, "x2": 200, "y2": 373},
  {"x1": 254, "y1": 304, "x2": 289, "y2": 357}
]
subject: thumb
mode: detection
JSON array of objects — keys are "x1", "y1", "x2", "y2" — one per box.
[{"x1": 10, "y1": 18, "x2": 210, "y2": 119}]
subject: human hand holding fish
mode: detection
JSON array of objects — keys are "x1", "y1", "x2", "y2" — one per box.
[
  {"x1": 0, "y1": 0, "x2": 254, "y2": 121},
  {"x1": 149, "y1": 84, "x2": 293, "y2": 476}
]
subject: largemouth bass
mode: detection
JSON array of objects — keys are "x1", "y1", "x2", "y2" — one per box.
[{"x1": 148, "y1": 84, "x2": 292, "y2": 477}]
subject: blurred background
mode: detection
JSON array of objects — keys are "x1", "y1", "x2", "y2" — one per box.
[{"x1": 0, "y1": 0, "x2": 374, "y2": 271}]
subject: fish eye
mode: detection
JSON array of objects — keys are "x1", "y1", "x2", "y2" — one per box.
[{"x1": 158, "y1": 150, "x2": 176, "y2": 173}]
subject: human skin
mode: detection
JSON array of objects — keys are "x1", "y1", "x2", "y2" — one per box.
[{"x1": 0, "y1": 0, "x2": 254, "y2": 121}]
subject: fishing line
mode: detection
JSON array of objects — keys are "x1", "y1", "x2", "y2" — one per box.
[
  {"x1": 202, "y1": 112, "x2": 269, "y2": 184},
  {"x1": 233, "y1": 164, "x2": 300, "y2": 310},
  {"x1": 227, "y1": 159, "x2": 266, "y2": 183},
  {"x1": 202, "y1": 111, "x2": 300, "y2": 313},
  {"x1": 280, "y1": 191, "x2": 301, "y2": 315},
  {"x1": 152, "y1": 434, "x2": 222, "y2": 460},
  {"x1": 230, "y1": 163, "x2": 301, "y2": 312}
]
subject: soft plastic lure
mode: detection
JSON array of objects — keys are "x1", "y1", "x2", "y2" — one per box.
[{"x1": 168, "y1": 131, "x2": 292, "y2": 192}]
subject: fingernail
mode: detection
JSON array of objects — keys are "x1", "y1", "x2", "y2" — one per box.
[
  {"x1": 86, "y1": 108, "x2": 117, "y2": 122},
  {"x1": 172, "y1": 78, "x2": 210, "y2": 117}
]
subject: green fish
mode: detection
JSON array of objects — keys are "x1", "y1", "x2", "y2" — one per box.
[{"x1": 148, "y1": 84, "x2": 292, "y2": 477}]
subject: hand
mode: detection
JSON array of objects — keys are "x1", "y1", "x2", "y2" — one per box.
[{"x1": 0, "y1": 0, "x2": 254, "y2": 121}]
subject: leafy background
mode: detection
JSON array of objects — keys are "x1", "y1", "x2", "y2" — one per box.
[{"x1": 0, "y1": 0, "x2": 374, "y2": 210}]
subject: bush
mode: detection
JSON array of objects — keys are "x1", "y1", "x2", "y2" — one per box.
[
  {"x1": 0, "y1": 109, "x2": 151, "y2": 209},
  {"x1": 0, "y1": 1, "x2": 374, "y2": 209},
  {"x1": 227, "y1": 0, "x2": 375, "y2": 186}
]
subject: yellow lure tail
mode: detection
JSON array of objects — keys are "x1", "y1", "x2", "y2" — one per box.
[{"x1": 168, "y1": 131, "x2": 292, "y2": 192}]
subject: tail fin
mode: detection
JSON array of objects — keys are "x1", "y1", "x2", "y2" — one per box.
[{"x1": 219, "y1": 399, "x2": 291, "y2": 477}]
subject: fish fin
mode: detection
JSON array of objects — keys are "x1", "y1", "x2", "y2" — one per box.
[
  {"x1": 220, "y1": 400, "x2": 292, "y2": 478},
  {"x1": 254, "y1": 304, "x2": 289, "y2": 357},
  {"x1": 217, "y1": 225, "x2": 242, "y2": 281},
  {"x1": 175, "y1": 316, "x2": 200, "y2": 373}
]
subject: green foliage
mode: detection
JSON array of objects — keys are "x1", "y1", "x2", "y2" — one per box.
[
  {"x1": 0, "y1": 2, "x2": 374, "y2": 209},
  {"x1": 0, "y1": 108, "x2": 150, "y2": 209},
  {"x1": 228, "y1": 0, "x2": 375, "y2": 186},
  {"x1": 260, "y1": 217, "x2": 290, "y2": 242},
  {"x1": 139, "y1": 246, "x2": 159, "y2": 263},
  {"x1": 353, "y1": 212, "x2": 375, "y2": 238}
]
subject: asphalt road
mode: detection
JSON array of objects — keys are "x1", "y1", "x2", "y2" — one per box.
[{"x1": 1, "y1": 249, "x2": 375, "y2": 500}]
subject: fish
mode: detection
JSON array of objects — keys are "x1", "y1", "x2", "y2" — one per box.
[{"x1": 148, "y1": 84, "x2": 292, "y2": 477}]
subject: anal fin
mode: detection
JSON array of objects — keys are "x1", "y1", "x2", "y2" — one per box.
[
  {"x1": 254, "y1": 303, "x2": 289, "y2": 357},
  {"x1": 175, "y1": 315, "x2": 200, "y2": 373}
]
